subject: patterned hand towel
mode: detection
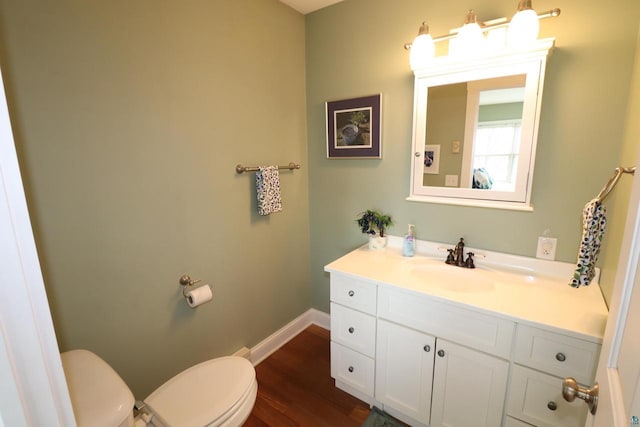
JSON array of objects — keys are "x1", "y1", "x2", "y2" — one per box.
[
  {"x1": 256, "y1": 166, "x2": 283, "y2": 216},
  {"x1": 570, "y1": 198, "x2": 607, "y2": 287},
  {"x1": 472, "y1": 167, "x2": 493, "y2": 189}
]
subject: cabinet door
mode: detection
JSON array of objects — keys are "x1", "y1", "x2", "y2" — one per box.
[
  {"x1": 375, "y1": 319, "x2": 435, "y2": 425},
  {"x1": 431, "y1": 339, "x2": 509, "y2": 427},
  {"x1": 508, "y1": 365, "x2": 587, "y2": 427}
]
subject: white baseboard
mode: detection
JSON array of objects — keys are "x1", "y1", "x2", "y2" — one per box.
[
  {"x1": 249, "y1": 308, "x2": 330, "y2": 366},
  {"x1": 232, "y1": 346, "x2": 251, "y2": 360}
]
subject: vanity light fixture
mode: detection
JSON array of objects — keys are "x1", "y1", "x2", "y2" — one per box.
[
  {"x1": 452, "y1": 10, "x2": 485, "y2": 57},
  {"x1": 404, "y1": 1, "x2": 560, "y2": 66},
  {"x1": 409, "y1": 22, "x2": 435, "y2": 71},
  {"x1": 508, "y1": 0, "x2": 540, "y2": 46}
]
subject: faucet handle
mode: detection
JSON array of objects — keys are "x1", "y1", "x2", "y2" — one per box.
[
  {"x1": 445, "y1": 248, "x2": 456, "y2": 264},
  {"x1": 465, "y1": 252, "x2": 475, "y2": 269}
]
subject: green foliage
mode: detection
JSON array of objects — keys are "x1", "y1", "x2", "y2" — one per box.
[
  {"x1": 350, "y1": 111, "x2": 367, "y2": 126},
  {"x1": 356, "y1": 209, "x2": 393, "y2": 237}
]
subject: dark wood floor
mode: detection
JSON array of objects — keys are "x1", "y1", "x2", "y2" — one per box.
[{"x1": 243, "y1": 324, "x2": 371, "y2": 426}]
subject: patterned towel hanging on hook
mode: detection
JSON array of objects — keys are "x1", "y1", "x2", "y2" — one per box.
[{"x1": 570, "y1": 198, "x2": 606, "y2": 287}]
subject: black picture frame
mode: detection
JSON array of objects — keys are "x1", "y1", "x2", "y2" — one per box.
[{"x1": 326, "y1": 94, "x2": 381, "y2": 159}]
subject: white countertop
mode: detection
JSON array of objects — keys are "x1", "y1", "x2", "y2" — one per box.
[{"x1": 325, "y1": 236, "x2": 609, "y2": 343}]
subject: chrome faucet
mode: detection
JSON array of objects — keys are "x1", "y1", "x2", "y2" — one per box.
[{"x1": 445, "y1": 237, "x2": 475, "y2": 268}]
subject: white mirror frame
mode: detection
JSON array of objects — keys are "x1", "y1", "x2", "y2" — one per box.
[{"x1": 408, "y1": 38, "x2": 555, "y2": 211}]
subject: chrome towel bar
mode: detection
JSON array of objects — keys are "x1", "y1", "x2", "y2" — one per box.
[{"x1": 235, "y1": 162, "x2": 300, "y2": 174}]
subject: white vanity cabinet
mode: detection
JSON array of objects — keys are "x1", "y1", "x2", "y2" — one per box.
[
  {"x1": 430, "y1": 339, "x2": 509, "y2": 427},
  {"x1": 329, "y1": 274, "x2": 377, "y2": 402},
  {"x1": 506, "y1": 325, "x2": 602, "y2": 427},
  {"x1": 375, "y1": 319, "x2": 435, "y2": 424},
  {"x1": 325, "y1": 241, "x2": 608, "y2": 427},
  {"x1": 376, "y1": 319, "x2": 510, "y2": 427},
  {"x1": 376, "y1": 286, "x2": 511, "y2": 427}
]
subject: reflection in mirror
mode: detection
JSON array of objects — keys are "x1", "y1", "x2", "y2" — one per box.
[
  {"x1": 409, "y1": 39, "x2": 554, "y2": 210},
  {"x1": 422, "y1": 75, "x2": 527, "y2": 190},
  {"x1": 453, "y1": 75, "x2": 525, "y2": 192},
  {"x1": 472, "y1": 85, "x2": 524, "y2": 191}
]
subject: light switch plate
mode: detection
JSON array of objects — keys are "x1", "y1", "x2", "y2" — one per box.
[
  {"x1": 452, "y1": 140, "x2": 461, "y2": 153},
  {"x1": 536, "y1": 237, "x2": 557, "y2": 260}
]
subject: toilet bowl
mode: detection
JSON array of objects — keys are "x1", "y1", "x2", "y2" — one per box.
[{"x1": 61, "y1": 349, "x2": 257, "y2": 427}]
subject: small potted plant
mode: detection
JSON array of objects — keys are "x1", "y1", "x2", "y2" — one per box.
[{"x1": 356, "y1": 209, "x2": 393, "y2": 250}]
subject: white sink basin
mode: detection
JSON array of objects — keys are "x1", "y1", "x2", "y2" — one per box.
[{"x1": 410, "y1": 262, "x2": 495, "y2": 292}]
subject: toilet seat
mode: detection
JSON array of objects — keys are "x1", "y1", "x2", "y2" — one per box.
[
  {"x1": 143, "y1": 356, "x2": 257, "y2": 427},
  {"x1": 61, "y1": 350, "x2": 136, "y2": 427}
]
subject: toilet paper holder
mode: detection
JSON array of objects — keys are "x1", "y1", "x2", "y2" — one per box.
[{"x1": 179, "y1": 274, "x2": 202, "y2": 297}]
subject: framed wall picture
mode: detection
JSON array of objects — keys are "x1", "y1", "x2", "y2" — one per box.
[
  {"x1": 326, "y1": 94, "x2": 381, "y2": 159},
  {"x1": 423, "y1": 144, "x2": 440, "y2": 174}
]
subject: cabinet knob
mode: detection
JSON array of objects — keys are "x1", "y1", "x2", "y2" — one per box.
[
  {"x1": 415, "y1": 152, "x2": 421, "y2": 157},
  {"x1": 348, "y1": 327, "x2": 354, "y2": 334},
  {"x1": 547, "y1": 401, "x2": 557, "y2": 411},
  {"x1": 348, "y1": 366, "x2": 354, "y2": 373},
  {"x1": 423, "y1": 345, "x2": 431, "y2": 352},
  {"x1": 555, "y1": 352, "x2": 566, "y2": 362},
  {"x1": 348, "y1": 290, "x2": 355, "y2": 297},
  {"x1": 437, "y1": 349, "x2": 445, "y2": 357}
]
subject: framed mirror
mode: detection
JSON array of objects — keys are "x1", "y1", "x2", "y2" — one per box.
[{"x1": 408, "y1": 39, "x2": 554, "y2": 210}]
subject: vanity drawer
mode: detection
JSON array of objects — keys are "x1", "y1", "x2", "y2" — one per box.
[
  {"x1": 330, "y1": 303, "x2": 376, "y2": 357},
  {"x1": 330, "y1": 341, "x2": 375, "y2": 397},
  {"x1": 514, "y1": 325, "x2": 600, "y2": 385},
  {"x1": 508, "y1": 365, "x2": 587, "y2": 427},
  {"x1": 330, "y1": 274, "x2": 377, "y2": 315},
  {"x1": 377, "y1": 287, "x2": 514, "y2": 358}
]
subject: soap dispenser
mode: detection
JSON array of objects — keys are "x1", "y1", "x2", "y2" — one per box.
[{"x1": 402, "y1": 224, "x2": 415, "y2": 257}]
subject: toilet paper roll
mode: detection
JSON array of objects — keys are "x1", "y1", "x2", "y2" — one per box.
[{"x1": 186, "y1": 284, "x2": 213, "y2": 308}]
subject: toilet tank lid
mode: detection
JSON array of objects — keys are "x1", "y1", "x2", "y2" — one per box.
[
  {"x1": 144, "y1": 356, "x2": 255, "y2": 427},
  {"x1": 61, "y1": 349, "x2": 135, "y2": 427}
]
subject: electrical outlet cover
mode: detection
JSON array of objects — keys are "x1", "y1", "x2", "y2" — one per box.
[
  {"x1": 536, "y1": 236, "x2": 557, "y2": 260},
  {"x1": 445, "y1": 174, "x2": 459, "y2": 187}
]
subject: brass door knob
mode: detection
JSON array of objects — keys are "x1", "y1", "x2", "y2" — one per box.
[{"x1": 562, "y1": 377, "x2": 599, "y2": 415}]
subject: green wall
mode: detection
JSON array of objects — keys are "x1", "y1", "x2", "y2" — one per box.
[
  {"x1": 1, "y1": 0, "x2": 639, "y2": 402},
  {"x1": 478, "y1": 102, "x2": 523, "y2": 121},
  {"x1": 0, "y1": 0, "x2": 309, "y2": 398},
  {"x1": 599, "y1": 29, "x2": 640, "y2": 305},
  {"x1": 307, "y1": 0, "x2": 640, "y2": 313}
]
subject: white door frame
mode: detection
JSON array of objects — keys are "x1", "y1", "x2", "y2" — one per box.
[
  {"x1": 0, "y1": 66, "x2": 76, "y2": 426},
  {"x1": 588, "y1": 159, "x2": 640, "y2": 426}
]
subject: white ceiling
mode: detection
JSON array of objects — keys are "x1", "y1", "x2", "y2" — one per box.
[{"x1": 279, "y1": 0, "x2": 344, "y2": 14}]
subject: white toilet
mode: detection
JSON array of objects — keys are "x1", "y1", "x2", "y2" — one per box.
[{"x1": 61, "y1": 349, "x2": 258, "y2": 427}]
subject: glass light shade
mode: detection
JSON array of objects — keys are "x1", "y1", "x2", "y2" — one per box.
[
  {"x1": 507, "y1": 9, "x2": 539, "y2": 46},
  {"x1": 455, "y1": 22, "x2": 485, "y2": 56},
  {"x1": 410, "y1": 33, "x2": 435, "y2": 70},
  {"x1": 485, "y1": 27, "x2": 507, "y2": 51}
]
